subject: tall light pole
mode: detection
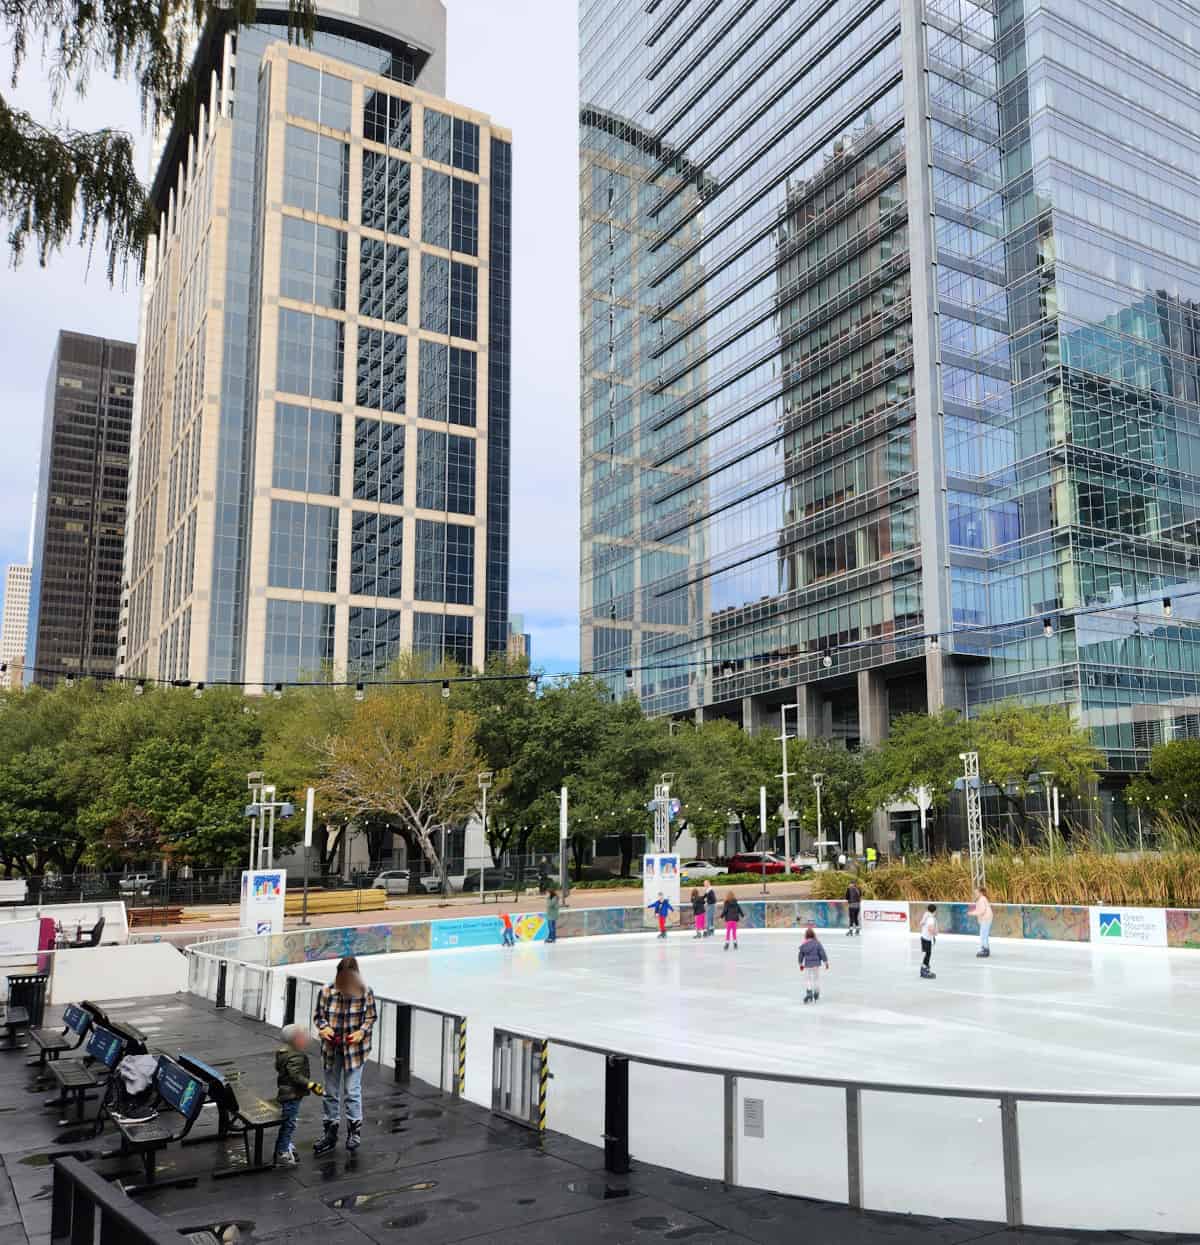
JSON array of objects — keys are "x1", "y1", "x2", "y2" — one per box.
[
  {"x1": 960, "y1": 751, "x2": 985, "y2": 888},
  {"x1": 812, "y1": 772, "x2": 825, "y2": 868},
  {"x1": 778, "y1": 705, "x2": 798, "y2": 873},
  {"x1": 1038, "y1": 770, "x2": 1056, "y2": 861},
  {"x1": 477, "y1": 771, "x2": 493, "y2": 902},
  {"x1": 913, "y1": 785, "x2": 932, "y2": 855}
]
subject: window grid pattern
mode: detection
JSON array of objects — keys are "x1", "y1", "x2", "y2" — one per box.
[
  {"x1": 361, "y1": 150, "x2": 410, "y2": 236},
  {"x1": 353, "y1": 418, "x2": 404, "y2": 504},
  {"x1": 264, "y1": 599, "x2": 335, "y2": 684},
  {"x1": 268, "y1": 499, "x2": 338, "y2": 591},
  {"x1": 348, "y1": 606, "x2": 403, "y2": 676},
  {"x1": 356, "y1": 327, "x2": 407, "y2": 413},
  {"x1": 272, "y1": 403, "x2": 341, "y2": 495},
  {"x1": 359, "y1": 237, "x2": 408, "y2": 324},
  {"x1": 414, "y1": 611, "x2": 473, "y2": 670},
  {"x1": 350, "y1": 510, "x2": 404, "y2": 597}
]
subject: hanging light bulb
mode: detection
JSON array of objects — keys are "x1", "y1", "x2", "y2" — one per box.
[
  {"x1": 355, "y1": 682, "x2": 365, "y2": 702},
  {"x1": 1163, "y1": 597, "x2": 1173, "y2": 618},
  {"x1": 441, "y1": 680, "x2": 451, "y2": 699},
  {"x1": 193, "y1": 682, "x2": 205, "y2": 699},
  {"x1": 134, "y1": 679, "x2": 146, "y2": 696},
  {"x1": 1042, "y1": 618, "x2": 1054, "y2": 638},
  {"x1": 822, "y1": 653, "x2": 833, "y2": 669},
  {"x1": 64, "y1": 674, "x2": 75, "y2": 689},
  {"x1": 273, "y1": 682, "x2": 283, "y2": 699}
]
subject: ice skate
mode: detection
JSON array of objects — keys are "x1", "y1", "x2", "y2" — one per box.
[
  {"x1": 313, "y1": 1122, "x2": 338, "y2": 1155},
  {"x1": 346, "y1": 1120, "x2": 362, "y2": 1152},
  {"x1": 813, "y1": 991, "x2": 820, "y2": 1002},
  {"x1": 723, "y1": 942, "x2": 729, "y2": 951},
  {"x1": 803, "y1": 990, "x2": 812, "y2": 1004},
  {"x1": 920, "y1": 965, "x2": 936, "y2": 979}
]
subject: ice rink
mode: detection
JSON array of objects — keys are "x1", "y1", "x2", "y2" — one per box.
[{"x1": 292, "y1": 928, "x2": 1200, "y2": 1232}]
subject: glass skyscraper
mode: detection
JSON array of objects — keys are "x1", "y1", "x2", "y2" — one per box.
[
  {"x1": 579, "y1": 0, "x2": 1200, "y2": 822},
  {"x1": 121, "y1": 1, "x2": 511, "y2": 689}
]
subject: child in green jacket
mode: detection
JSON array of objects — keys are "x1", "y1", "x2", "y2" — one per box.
[{"x1": 275, "y1": 1025, "x2": 323, "y2": 1165}]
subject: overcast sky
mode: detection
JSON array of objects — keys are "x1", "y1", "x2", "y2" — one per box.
[{"x1": 0, "y1": 0, "x2": 580, "y2": 672}]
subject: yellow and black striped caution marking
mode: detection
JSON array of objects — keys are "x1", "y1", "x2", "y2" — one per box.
[
  {"x1": 538, "y1": 1039, "x2": 549, "y2": 1133},
  {"x1": 457, "y1": 1018, "x2": 467, "y2": 1096}
]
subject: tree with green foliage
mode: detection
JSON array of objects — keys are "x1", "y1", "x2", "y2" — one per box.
[
  {"x1": 1128, "y1": 739, "x2": 1200, "y2": 821},
  {"x1": 0, "y1": 0, "x2": 314, "y2": 279},
  {"x1": 864, "y1": 709, "x2": 970, "y2": 835},
  {"x1": 787, "y1": 738, "x2": 872, "y2": 854}
]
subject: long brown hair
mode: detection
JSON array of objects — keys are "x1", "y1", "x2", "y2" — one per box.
[{"x1": 334, "y1": 955, "x2": 366, "y2": 996}]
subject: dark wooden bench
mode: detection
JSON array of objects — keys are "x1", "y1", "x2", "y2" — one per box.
[
  {"x1": 113, "y1": 1056, "x2": 207, "y2": 1194},
  {"x1": 47, "y1": 1023, "x2": 128, "y2": 1123},
  {"x1": 128, "y1": 907, "x2": 184, "y2": 928},
  {"x1": 29, "y1": 1002, "x2": 94, "y2": 1073},
  {"x1": 176, "y1": 1053, "x2": 284, "y2": 1177}
]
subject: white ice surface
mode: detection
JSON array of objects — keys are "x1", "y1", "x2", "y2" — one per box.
[{"x1": 291, "y1": 929, "x2": 1200, "y2": 1232}]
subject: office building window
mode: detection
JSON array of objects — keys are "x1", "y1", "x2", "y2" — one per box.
[
  {"x1": 350, "y1": 510, "x2": 404, "y2": 597},
  {"x1": 452, "y1": 118, "x2": 480, "y2": 173},
  {"x1": 280, "y1": 216, "x2": 347, "y2": 310},
  {"x1": 423, "y1": 168, "x2": 451, "y2": 250},
  {"x1": 353, "y1": 418, "x2": 405, "y2": 504},
  {"x1": 420, "y1": 344, "x2": 476, "y2": 425},
  {"x1": 419, "y1": 340, "x2": 448, "y2": 422},
  {"x1": 283, "y1": 125, "x2": 349, "y2": 220},
  {"x1": 424, "y1": 108, "x2": 451, "y2": 164},
  {"x1": 363, "y1": 90, "x2": 411, "y2": 149},
  {"x1": 451, "y1": 179, "x2": 478, "y2": 256},
  {"x1": 450, "y1": 261, "x2": 477, "y2": 340},
  {"x1": 348, "y1": 606, "x2": 403, "y2": 676},
  {"x1": 264, "y1": 599, "x2": 335, "y2": 684},
  {"x1": 417, "y1": 429, "x2": 474, "y2": 515},
  {"x1": 287, "y1": 63, "x2": 352, "y2": 133},
  {"x1": 273, "y1": 403, "x2": 341, "y2": 495},
  {"x1": 414, "y1": 518, "x2": 474, "y2": 604},
  {"x1": 356, "y1": 326, "x2": 407, "y2": 413},
  {"x1": 413, "y1": 611, "x2": 473, "y2": 669},
  {"x1": 449, "y1": 347, "x2": 476, "y2": 426},
  {"x1": 277, "y1": 309, "x2": 344, "y2": 401},
  {"x1": 268, "y1": 499, "x2": 338, "y2": 591},
  {"x1": 359, "y1": 237, "x2": 408, "y2": 324},
  {"x1": 421, "y1": 254, "x2": 449, "y2": 333},
  {"x1": 361, "y1": 149, "x2": 410, "y2": 236}
]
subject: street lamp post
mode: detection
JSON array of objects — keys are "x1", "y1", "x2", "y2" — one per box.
[
  {"x1": 1038, "y1": 771, "x2": 1056, "y2": 862},
  {"x1": 478, "y1": 771, "x2": 493, "y2": 903},
  {"x1": 812, "y1": 772, "x2": 825, "y2": 868},
  {"x1": 777, "y1": 705, "x2": 798, "y2": 873}
]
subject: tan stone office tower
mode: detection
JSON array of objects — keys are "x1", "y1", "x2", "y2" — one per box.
[{"x1": 121, "y1": 1, "x2": 511, "y2": 689}]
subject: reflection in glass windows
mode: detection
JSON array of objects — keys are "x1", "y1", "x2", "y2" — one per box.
[
  {"x1": 268, "y1": 499, "x2": 338, "y2": 591},
  {"x1": 422, "y1": 169, "x2": 451, "y2": 250},
  {"x1": 264, "y1": 599, "x2": 335, "y2": 685},
  {"x1": 350, "y1": 510, "x2": 404, "y2": 597},
  {"x1": 363, "y1": 90, "x2": 411, "y2": 149},
  {"x1": 273, "y1": 403, "x2": 341, "y2": 495},
  {"x1": 358, "y1": 237, "x2": 408, "y2": 324},
  {"x1": 450, "y1": 262, "x2": 477, "y2": 340},
  {"x1": 414, "y1": 518, "x2": 474, "y2": 604},
  {"x1": 413, "y1": 611, "x2": 473, "y2": 669},
  {"x1": 280, "y1": 216, "x2": 347, "y2": 310},
  {"x1": 449, "y1": 348, "x2": 476, "y2": 426},
  {"x1": 416, "y1": 428, "x2": 475, "y2": 515},
  {"x1": 418, "y1": 343, "x2": 477, "y2": 427},
  {"x1": 419, "y1": 340, "x2": 448, "y2": 422},
  {"x1": 277, "y1": 309, "x2": 344, "y2": 401},
  {"x1": 356, "y1": 327, "x2": 407, "y2": 413},
  {"x1": 424, "y1": 108, "x2": 451, "y2": 164},
  {"x1": 348, "y1": 606, "x2": 403, "y2": 676},
  {"x1": 451, "y1": 179, "x2": 478, "y2": 256},
  {"x1": 283, "y1": 125, "x2": 349, "y2": 219},
  {"x1": 452, "y1": 118, "x2": 479, "y2": 174},
  {"x1": 421, "y1": 254, "x2": 449, "y2": 333},
  {"x1": 361, "y1": 150, "x2": 410, "y2": 236},
  {"x1": 286, "y1": 64, "x2": 352, "y2": 132},
  {"x1": 353, "y1": 418, "x2": 404, "y2": 504}
]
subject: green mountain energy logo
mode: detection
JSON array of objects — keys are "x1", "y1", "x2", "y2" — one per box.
[{"x1": 1099, "y1": 912, "x2": 1123, "y2": 938}]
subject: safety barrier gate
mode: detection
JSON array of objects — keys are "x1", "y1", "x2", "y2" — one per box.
[{"x1": 492, "y1": 1028, "x2": 547, "y2": 1131}]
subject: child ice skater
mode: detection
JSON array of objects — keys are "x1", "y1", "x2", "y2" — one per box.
[
  {"x1": 500, "y1": 912, "x2": 515, "y2": 947},
  {"x1": 919, "y1": 903, "x2": 938, "y2": 979},
  {"x1": 971, "y1": 887, "x2": 993, "y2": 958},
  {"x1": 721, "y1": 892, "x2": 744, "y2": 950},
  {"x1": 274, "y1": 1024, "x2": 323, "y2": 1166},
  {"x1": 798, "y1": 926, "x2": 829, "y2": 1003},
  {"x1": 648, "y1": 891, "x2": 674, "y2": 938},
  {"x1": 690, "y1": 888, "x2": 706, "y2": 938}
]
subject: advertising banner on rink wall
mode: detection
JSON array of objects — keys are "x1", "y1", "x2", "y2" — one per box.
[
  {"x1": 643, "y1": 855, "x2": 681, "y2": 916},
  {"x1": 1089, "y1": 905, "x2": 1167, "y2": 948},
  {"x1": 861, "y1": 900, "x2": 910, "y2": 934}
]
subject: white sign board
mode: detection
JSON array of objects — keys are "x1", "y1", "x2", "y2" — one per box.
[
  {"x1": 1089, "y1": 905, "x2": 1167, "y2": 948},
  {"x1": 0, "y1": 879, "x2": 28, "y2": 904},
  {"x1": 0, "y1": 919, "x2": 41, "y2": 957},
  {"x1": 642, "y1": 854, "x2": 681, "y2": 919},
  {"x1": 239, "y1": 869, "x2": 287, "y2": 936},
  {"x1": 862, "y1": 900, "x2": 910, "y2": 934}
]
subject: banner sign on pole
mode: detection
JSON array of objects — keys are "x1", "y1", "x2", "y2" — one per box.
[
  {"x1": 642, "y1": 854, "x2": 680, "y2": 917},
  {"x1": 304, "y1": 788, "x2": 315, "y2": 848},
  {"x1": 240, "y1": 869, "x2": 287, "y2": 936}
]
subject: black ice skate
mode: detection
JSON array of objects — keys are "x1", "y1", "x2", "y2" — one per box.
[
  {"x1": 920, "y1": 965, "x2": 936, "y2": 979},
  {"x1": 803, "y1": 990, "x2": 812, "y2": 1004},
  {"x1": 313, "y1": 1123, "x2": 338, "y2": 1155}
]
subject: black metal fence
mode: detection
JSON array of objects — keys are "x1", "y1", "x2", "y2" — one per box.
[{"x1": 51, "y1": 1155, "x2": 194, "y2": 1243}]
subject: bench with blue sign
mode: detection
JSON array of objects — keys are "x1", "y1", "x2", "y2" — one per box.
[
  {"x1": 176, "y1": 1053, "x2": 284, "y2": 1177},
  {"x1": 29, "y1": 1002, "x2": 95, "y2": 1073},
  {"x1": 47, "y1": 1022, "x2": 129, "y2": 1123},
  {"x1": 114, "y1": 1055, "x2": 208, "y2": 1194}
]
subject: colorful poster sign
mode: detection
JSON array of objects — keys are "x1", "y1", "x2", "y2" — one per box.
[
  {"x1": 642, "y1": 854, "x2": 681, "y2": 917},
  {"x1": 1089, "y1": 905, "x2": 1167, "y2": 948},
  {"x1": 239, "y1": 869, "x2": 286, "y2": 936},
  {"x1": 861, "y1": 900, "x2": 909, "y2": 934},
  {"x1": 430, "y1": 913, "x2": 549, "y2": 950}
]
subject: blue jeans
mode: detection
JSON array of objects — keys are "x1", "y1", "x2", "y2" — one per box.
[
  {"x1": 322, "y1": 1056, "x2": 364, "y2": 1125},
  {"x1": 546, "y1": 919, "x2": 557, "y2": 942},
  {"x1": 502, "y1": 927, "x2": 514, "y2": 946},
  {"x1": 276, "y1": 1099, "x2": 301, "y2": 1155},
  {"x1": 980, "y1": 920, "x2": 992, "y2": 951}
]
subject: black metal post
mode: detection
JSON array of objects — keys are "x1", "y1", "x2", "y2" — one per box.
[
  {"x1": 283, "y1": 976, "x2": 297, "y2": 1026},
  {"x1": 215, "y1": 960, "x2": 228, "y2": 1010},
  {"x1": 394, "y1": 1004, "x2": 412, "y2": 1084},
  {"x1": 603, "y1": 1055, "x2": 630, "y2": 1173}
]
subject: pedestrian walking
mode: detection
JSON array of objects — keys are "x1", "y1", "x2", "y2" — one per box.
[
  {"x1": 273, "y1": 1025, "x2": 323, "y2": 1166},
  {"x1": 721, "y1": 892, "x2": 744, "y2": 950},
  {"x1": 845, "y1": 880, "x2": 862, "y2": 936},
  {"x1": 704, "y1": 883, "x2": 718, "y2": 937},
  {"x1": 798, "y1": 926, "x2": 830, "y2": 1003},
  {"x1": 545, "y1": 888, "x2": 561, "y2": 943},
  {"x1": 648, "y1": 891, "x2": 674, "y2": 938},
  {"x1": 689, "y1": 888, "x2": 706, "y2": 938},
  {"x1": 971, "y1": 887, "x2": 993, "y2": 958},
  {"x1": 313, "y1": 956, "x2": 377, "y2": 1154},
  {"x1": 919, "y1": 904, "x2": 938, "y2": 979},
  {"x1": 500, "y1": 912, "x2": 515, "y2": 947}
]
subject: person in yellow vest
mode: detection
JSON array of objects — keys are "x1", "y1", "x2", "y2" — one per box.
[{"x1": 866, "y1": 846, "x2": 877, "y2": 871}]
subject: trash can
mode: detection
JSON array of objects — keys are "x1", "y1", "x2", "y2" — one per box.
[{"x1": 7, "y1": 972, "x2": 49, "y2": 1028}]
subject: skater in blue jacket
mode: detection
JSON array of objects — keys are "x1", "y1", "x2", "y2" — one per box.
[
  {"x1": 798, "y1": 926, "x2": 830, "y2": 1003},
  {"x1": 648, "y1": 892, "x2": 674, "y2": 938}
]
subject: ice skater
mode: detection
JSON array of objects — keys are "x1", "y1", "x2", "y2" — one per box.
[
  {"x1": 704, "y1": 882, "x2": 718, "y2": 936},
  {"x1": 919, "y1": 903, "x2": 938, "y2": 979},
  {"x1": 648, "y1": 891, "x2": 674, "y2": 938},
  {"x1": 845, "y1": 880, "x2": 862, "y2": 936},
  {"x1": 721, "y1": 891, "x2": 744, "y2": 950},
  {"x1": 545, "y1": 887, "x2": 560, "y2": 943},
  {"x1": 500, "y1": 912, "x2": 515, "y2": 947},
  {"x1": 798, "y1": 926, "x2": 829, "y2": 1003},
  {"x1": 971, "y1": 887, "x2": 993, "y2": 958},
  {"x1": 690, "y1": 888, "x2": 706, "y2": 938}
]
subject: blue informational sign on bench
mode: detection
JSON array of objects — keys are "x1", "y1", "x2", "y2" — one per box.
[
  {"x1": 86, "y1": 1025, "x2": 124, "y2": 1070},
  {"x1": 156, "y1": 1057, "x2": 205, "y2": 1119},
  {"x1": 63, "y1": 1005, "x2": 90, "y2": 1036}
]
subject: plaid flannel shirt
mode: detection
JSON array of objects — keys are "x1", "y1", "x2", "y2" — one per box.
[{"x1": 314, "y1": 986, "x2": 378, "y2": 1071}]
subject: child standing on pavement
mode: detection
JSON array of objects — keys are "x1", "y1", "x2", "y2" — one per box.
[
  {"x1": 648, "y1": 891, "x2": 674, "y2": 938},
  {"x1": 721, "y1": 892, "x2": 744, "y2": 950},
  {"x1": 919, "y1": 903, "x2": 938, "y2": 979},
  {"x1": 798, "y1": 926, "x2": 830, "y2": 1003},
  {"x1": 690, "y1": 888, "x2": 706, "y2": 938},
  {"x1": 274, "y1": 1024, "x2": 323, "y2": 1166}
]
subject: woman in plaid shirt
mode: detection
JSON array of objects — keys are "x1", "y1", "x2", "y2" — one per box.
[{"x1": 312, "y1": 956, "x2": 377, "y2": 1154}]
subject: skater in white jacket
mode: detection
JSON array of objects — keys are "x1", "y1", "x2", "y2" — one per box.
[{"x1": 919, "y1": 904, "x2": 938, "y2": 979}]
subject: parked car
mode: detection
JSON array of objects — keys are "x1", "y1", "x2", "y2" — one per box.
[
  {"x1": 371, "y1": 869, "x2": 411, "y2": 895},
  {"x1": 726, "y1": 852, "x2": 789, "y2": 875},
  {"x1": 461, "y1": 868, "x2": 514, "y2": 893},
  {"x1": 680, "y1": 860, "x2": 726, "y2": 880},
  {"x1": 118, "y1": 874, "x2": 157, "y2": 896}
]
